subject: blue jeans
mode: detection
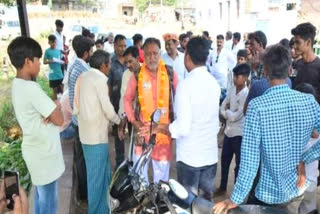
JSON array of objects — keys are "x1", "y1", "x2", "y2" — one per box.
[
  {"x1": 177, "y1": 161, "x2": 217, "y2": 201},
  {"x1": 34, "y1": 180, "x2": 58, "y2": 214}
]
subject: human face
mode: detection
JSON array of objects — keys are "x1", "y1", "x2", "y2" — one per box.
[
  {"x1": 49, "y1": 40, "x2": 56, "y2": 49},
  {"x1": 233, "y1": 38, "x2": 239, "y2": 45},
  {"x1": 84, "y1": 47, "x2": 94, "y2": 62},
  {"x1": 293, "y1": 35, "x2": 311, "y2": 56},
  {"x1": 125, "y1": 54, "x2": 140, "y2": 72},
  {"x1": 184, "y1": 51, "x2": 192, "y2": 72},
  {"x1": 181, "y1": 37, "x2": 189, "y2": 50},
  {"x1": 144, "y1": 43, "x2": 161, "y2": 71},
  {"x1": 56, "y1": 26, "x2": 63, "y2": 33},
  {"x1": 108, "y1": 34, "x2": 114, "y2": 44},
  {"x1": 27, "y1": 57, "x2": 41, "y2": 79},
  {"x1": 165, "y1": 40, "x2": 178, "y2": 56},
  {"x1": 96, "y1": 43, "x2": 104, "y2": 50},
  {"x1": 233, "y1": 74, "x2": 247, "y2": 88},
  {"x1": 237, "y1": 56, "x2": 247, "y2": 65},
  {"x1": 217, "y1": 39, "x2": 224, "y2": 50},
  {"x1": 101, "y1": 58, "x2": 112, "y2": 76},
  {"x1": 249, "y1": 38, "x2": 260, "y2": 52},
  {"x1": 290, "y1": 47, "x2": 299, "y2": 60},
  {"x1": 114, "y1": 39, "x2": 127, "y2": 57}
]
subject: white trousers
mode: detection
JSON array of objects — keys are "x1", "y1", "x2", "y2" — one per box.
[{"x1": 133, "y1": 153, "x2": 170, "y2": 184}]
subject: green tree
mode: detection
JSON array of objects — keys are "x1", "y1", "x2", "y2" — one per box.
[
  {"x1": 135, "y1": 0, "x2": 177, "y2": 13},
  {"x1": 0, "y1": 0, "x2": 38, "y2": 6}
]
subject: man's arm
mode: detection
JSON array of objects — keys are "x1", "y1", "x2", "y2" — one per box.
[
  {"x1": 124, "y1": 75, "x2": 138, "y2": 123},
  {"x1": 168, "y1": 81, "x2": 192, "y2": 139},
  {"x1": 97, "y1": 80, "x2": 120, "y2": 125},
  {"x1": 302, "y1": 104, "x2": 320, "y2": 163},
  {"x1": 226, "y1": 92, "x2": 247, "y2": 122},
  {"x1": 230, "y1": 104, "x2": 261, "y2": 204},
  {"x1": 220, "y1": 89, "x2": 231, "y2": 119}
]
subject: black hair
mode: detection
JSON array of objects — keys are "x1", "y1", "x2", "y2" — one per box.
[
  {"x1": 55, "y1": 19, "x2": 64, "y2": 27},
  {"x1": 279, "y1": 38, "x2": 290, "y2": 49},
  {"x1": 89, "y1": 33, "x2": 95, "y2": 39},
  {"x1": 262, "y1": 44, "x2": 291, "y2": 80},
  {"x1": 233, "y1": 32, "x2": 241, "y2": 42},
  {"x1": 186, "y1": 31, "x2": 193, "y2": 37},
  {"x1": 203, "y1": 31, "x2": 209, "y2": 38},
  {"x1": 114, "y1": 34, "x2": 126, "y2": 44},
  {"x1": 89, "y1": 50, "x2": 110, "y2": 70},
  {"x1": 186, "y1": 36, "x2": 209, "y2": 65},
  {"x1": 226, "y1": 31, "x2": 232, "y2": 40},
  {"x1": 48, "y1": 34, "x2": 56, "y2": 42},
  {"x1": 233, "y1": 63, "x2": 250, "y2": 76},
  {"x1": 245, "y1": 40, "x2": 250, "y2": 46},
  {"x1": 82, "y1": 28, "x2": 91, "y2": 37},
  {"x1": 7, "y1": 36, "x2": 42, "y2": 69},
  {"x1": 179, "y1": 33, "x2": 188, "y2": 42},
  {"x1": 123, "y1": 46, "x2": 139, "y2": 58},
  {"x1": 295, "y1": 83, "x2": 316, "y2": 97},
  {"x1": 132, "y1": 34, "x2": 143, "y2": 45},
  {"x1": 237, "y1": 49, "x2": 248, "y2": 59},
  {"x1": 73, "y1": 35, "x2": 94, "y2": 58},
  {"x1": 289, "y1": 37, "x2": 295, "y2": 48},
  {"x1": 217, "y1": 34, "x2": 224, "y2": 40},
  {"x1": 95, "y1": 39, "x2": 104, "y2": 45},
  {"x1": 143, "y1": 37, "x2": 161, "y2": 49},
  {"x1": 249, "y1": 31, "x2": 267, "y2": 49},
  {"x1": 291, "y1": 22, "x2": 316, "y2": 45}
]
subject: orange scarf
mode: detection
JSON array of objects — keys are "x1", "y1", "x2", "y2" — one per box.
[{"x1": 138, "y1": 60, "x2": 171, "y2": 146}]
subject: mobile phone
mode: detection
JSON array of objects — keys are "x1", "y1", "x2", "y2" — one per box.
[{"x1": 4, "y1": 170, "x2": 19, "y2": 210}]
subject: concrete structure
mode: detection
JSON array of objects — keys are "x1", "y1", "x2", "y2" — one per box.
[{"x1": 194, "y1": 0, "x2": 301, "y2": 45}]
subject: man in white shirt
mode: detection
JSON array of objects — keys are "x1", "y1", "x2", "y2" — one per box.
[
  {"x1": 54, "y1": 19, "x2": 64, "y2": 53},
  {"x1": 104, "y1": 32, "x2": 114, "y2": 54},
  {"x1": 225, "y1": 31, "x2": 233, "y2": 51},
  {"x1": 162, "y1": 33, "x2": 187, "y2": 81},
  {"x1": 207, "y1": 34, "x2": 236, "y2": 103},
  {"x1": 139, "y1": 37, "x2": 221, "y2": 201},
  {"x1": 231, "y1": 32, "x2": 244, "y2": 58}
]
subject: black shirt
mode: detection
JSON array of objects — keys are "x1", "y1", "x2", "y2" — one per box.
[
  {"x1": 294, "y1": 57, "x2": 320, "y2": 103},
  {"x1": 108, "y1": 55, "x2": 127, "y2": 112}
]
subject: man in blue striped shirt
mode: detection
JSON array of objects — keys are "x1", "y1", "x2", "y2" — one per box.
[{"x1": 214, "y1": 44, "x2": 320, "y2": 213}]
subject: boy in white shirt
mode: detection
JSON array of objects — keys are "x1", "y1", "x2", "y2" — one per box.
[{"x1": 216, "y1": 63, "x2": 250, "y2": 196}]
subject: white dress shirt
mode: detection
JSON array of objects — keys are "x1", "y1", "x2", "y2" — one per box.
[
  {"x1": 206, "y1": 48, "x2": 236, "y2": 89},
  {"x1": 169, "y1": 66, "x2": 221, "y2": 167},
  {"x1": 220, "y1": 85, "x2": 248, "y2": 137},
  {"x1": 162, "y1": 51, "x2": 187, "y2": 81},
  {"x1": 54, "y1": 30, "x2": 64, "y2": 51},
  {"x1": 104, "y1": 42, "x2": 114, "y2": 54},
  {"x1": 231, "y1": 42, "x2": 245, "y2": 58}
]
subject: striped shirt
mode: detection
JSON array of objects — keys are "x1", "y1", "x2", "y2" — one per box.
[{"x1": 231, "y1": 84, "x2": 320, "y2": 205}]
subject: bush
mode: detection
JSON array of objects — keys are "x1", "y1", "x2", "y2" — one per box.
[
  {"x1": 0, "y1": 99, "x2": 21, "y2": 142},
  {"x1": 0, "y1": 140, "x2": 31, "y2": 192}
]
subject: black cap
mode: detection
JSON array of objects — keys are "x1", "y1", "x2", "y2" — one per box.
[{"x1": 233, "y1": 63, "x2": 251, "y2": 76}]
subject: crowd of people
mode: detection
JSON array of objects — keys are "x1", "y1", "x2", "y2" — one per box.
[{"x1": 3, "y1": 18, "x2": 320, "y2": 214}]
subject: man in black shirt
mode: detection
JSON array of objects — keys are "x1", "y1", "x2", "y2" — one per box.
[
  {"x1": 292, "y1": 22, "x2": 320, "y2": 188},
  {"x1": 292, "y1": 22, "x2": 320, "y2": 103},
  {"x1": 108, "y1": 34, "x2": 127, "y2": 168}
]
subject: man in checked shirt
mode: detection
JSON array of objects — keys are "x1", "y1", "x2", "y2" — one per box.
[{"x1": 214, "y1": 44, "x2": 320, "y2": 213}]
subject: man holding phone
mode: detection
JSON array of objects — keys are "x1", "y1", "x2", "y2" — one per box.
[{"x1": 0, "y1": 178, "x2": 28, "y2": 214}]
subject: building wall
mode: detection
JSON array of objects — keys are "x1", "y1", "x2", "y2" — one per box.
[{"x1": 195, "y1": 0, "x2": 300, "y2": 44}]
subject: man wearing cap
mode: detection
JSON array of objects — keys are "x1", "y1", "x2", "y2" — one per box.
[{"x1": 162, "y1": 33, "x2": 187, "y2": 81}]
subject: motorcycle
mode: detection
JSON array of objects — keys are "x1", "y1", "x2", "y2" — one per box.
[{"x1": 109, "y1": 110, "x2": 291, "y2": 214}]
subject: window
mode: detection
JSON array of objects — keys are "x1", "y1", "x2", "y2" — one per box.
[
  {"x1": 237, "y1": 0, "x2": 240, "y2": 18},
  {"x1": 219, "y1": 2, "x2": 222, "y2": 20},
  {"x1": 287, "y1": 3, "x2": 296, "y2": 11}
]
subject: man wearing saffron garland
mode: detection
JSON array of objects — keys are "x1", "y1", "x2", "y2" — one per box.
[{"x1": 124, "y1": 37, "x2": 179, "y2": 183}]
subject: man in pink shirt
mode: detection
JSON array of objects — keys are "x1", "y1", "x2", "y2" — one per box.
[{"x1": 124, "y1": 37, "x2": 178, "y2": 183}]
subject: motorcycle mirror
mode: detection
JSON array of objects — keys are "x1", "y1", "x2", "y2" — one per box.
[
  {"x1": 151, "y1": 109, "x2": 161, "y2": 123},
  {"x1": 169, "y1": 179, "x2": 188, "y2": 200}
]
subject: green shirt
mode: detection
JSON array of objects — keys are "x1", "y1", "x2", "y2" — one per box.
[
  {"x1": 11, "y1": 78, "x2": 65, "y2": 185},
  {"x1": 44, "y1": 48, "x2": 63, "y2": 81}
]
